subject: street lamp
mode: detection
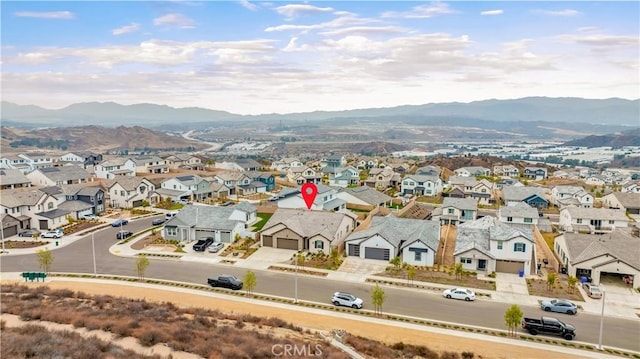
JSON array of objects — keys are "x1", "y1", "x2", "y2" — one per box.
[
  {"x1": 598, "y1": 287, "x2": 606, "y2": 350},
  {"x1": 91, "y1": 232, "x2": 97, "y2": 277},
  {"x1": 294, "y1": 252, "x2": 299, "y2": 304}
]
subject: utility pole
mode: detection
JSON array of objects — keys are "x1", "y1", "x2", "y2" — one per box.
[
  {"x1": 294, "y1": 253, "x2": 299, "y2": 304},
  {"x1": 598, "y1": 289, "x2": 606, "y2": 350},
  {"x1": 92, "y1": 232, "x2": 97, "y2": 276}
]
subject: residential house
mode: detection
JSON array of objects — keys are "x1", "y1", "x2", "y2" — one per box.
[
  {"x1": 1, "y1": 214, "x2": 21, "y2": 239},
  {"x1": 246, "y1": 172, "x2": 276, "y2": 192},
  {"x1": 287, "y1": 166, "x2": 321, "y2": 185},
  {"x1": 364, "y1": 167, "x2": 400, "y2": 190},
  {"x1": 335, "y1": 186, "x2": 393, "y2": 207},
  {"x1": 41, "y1": 184, "x2": 105, "y2": 217},
  {"x1": 0, "y1": 188, "x2": 67, "y2": 231},
  {"x1": 160, "y1": 174, "x2": 208, "y2": 202},
  {"x1": 132, "y1": 155, "x2": 169, "y2": 175},
  {"x1": 554, "y1": 230, "x2": 639, "y2": 287},
  {"x1": 523, "y1": 167, "x2": 548, "y2": 180},
  {"x1": 278, "y1": 184, "x2": 347, "y2": 211},
  {"x1": 18, "y1": 152, "x2": 55, "y2": 170},
  {"x1": 260, "y1": 208, "x2": 357, "y2": 254},
  {"x1": 454, "y1": 166, "x2": 490, "y2": 177},
  {"x1": 270, "y1": 158, "x2": 304, "y2": 172},
  {"x1": 454, "y1": 216, "x2": 536, "y2": 276},
  {"x1": 494, "y1": 177, "x2": 523, "y2": 190},
  {"x1": 401, "y1": 175, "x2": 443, "y2": 196},
  {"x1": 107, "y1": 177, "x2": 157, "y2": 208},
  {"x1": 393, "y1": 164, "x2": 410, "y2": 174},
  {"x1": 323, "y1": 155, "x2": 347, "y2": 168},
  {"x1": 0, "y1": 169, "x2": 32, "y2": 190},
  {"x1": 0, "y1": 153, "x2": 33, "y2": 173},
  {"x1": 446, "y1": 176, "x2": 495, "y2": 205},
  {"x1": 356, "y1": 158, "x2": 378, "y2": 170},
  {"x1": 327, "y1": 166, "x2": 360, "y2": 187},
  {"x1": 433, "y1": 197, "x2": 478, "y2": 225},
  {"x1": 584, "y1": 175, "x2": 606, "y2": 186},
  {"x1": 415, "y1": 165, "x2": 441, "y2": 177},
  {"x1": 493, "y1": 165, "x2": 520, "y2": 178},
  {"x1": 59, "y1": 151, "x2": 103, "y2": 169},
  {"x1": 602, "y1": 192, "x2": 640, "y2": 215},
  {"x1": 215, "y1": 158, "x2": 261, "y2": 172},
  {"x1": 164, "y1": 202, "x2": 257, "y2": 243},
  {"x1": 497, "y1": 202, "x2": 539, "y2": 229},
  {"x1": 94, "y1": 158, "x2": 136, "y2": 179},
  {"x1": 622, "y1": 180, "x2": 640, "y2": 193},
  {"x1": 500, "y1": 185, "x2": 548, "y2": 210},
  {"x1": 559, "y1": 207, "x2": 629, "y2": 233},
  {"x1": 550, "y1": 185, "x2": 594, "y2": 208},
  {"x1": 345, "y1": 216, "x2": 440, "y2": 265},
  {"x1": 164, "y1": 153, "x2": 204, "y2": 171},
  {"x1": 26, "y1": 166, "x2": 93, "y2": 187},
  {"x1": 213, "y1": 171, "x2": 251, "y2": 196}
]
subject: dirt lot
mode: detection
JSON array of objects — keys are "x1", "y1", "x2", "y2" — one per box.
[{"x1": 7, "y1": 279, "x2": 594, "y2": 359}]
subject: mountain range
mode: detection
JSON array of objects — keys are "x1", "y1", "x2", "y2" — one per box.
[{"x1": 2, "y1": 97, "x2": 638, "y2": 130}]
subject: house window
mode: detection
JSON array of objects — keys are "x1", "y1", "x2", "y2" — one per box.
[
  {"x1": 414, "y1": 251, "x2": 422, "y2": 261},
  {"x1": 577, "y1": 219, "x2": 582, "y2": 224},
  {"x1": 460, "y1": 257, "x2": 472, "y2": 264},
  {"x1": 48, "y1": 202, "x2": 54, "y2": 209},
  {"x1": 166, "y1": 227, "x2": 177, "y2": 236},
  {"x1": 497, "y1": 241, "x2": 503, "y2": 250},
  {"x1": 314, "y1": 240, "x2": 323, "y2": 249},
  {"x1": 524, "y1": 218, "x2": 532, "y2": 223},
  {"x1": 514, "y1": 243, "x2": 526, "y2": 252},
  {"x1": 120, "y1": 191, "x2": 125, "y2": 196},
  {"x1": 448, "y1": 208, "x2": 454, "y2": 214},
  {"x1": 609, "y1": 220, "x2": 614, "y2": 225},
  {"x1": 507, "y1": 216, "x2": 513, "y2": 222}
]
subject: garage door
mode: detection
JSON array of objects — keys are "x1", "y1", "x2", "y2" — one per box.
[
  {"x1": 263, "y1": 235, "x2": 273, "y2": 247},
  {"x1": 195, "y1": 230, "x2": 215, "y2": 240},
  {"x1": 277, "y1": 238, "x2": 299, "y2": 250},
  {"x1": 496, "y1": 260, "x2": 524, "y2": 273},
  {"x1": 220, "y1": 231, "x2": 232, "y2": 243},
  {"x1": 348, "y1": 244, "x2": 360, "y2": 257},
  {"x1": 3, "y1": 226, "x2": 17, "y2": 237},
  {"x1": 132, "y1": 200, "x2": 143, "y2": 208},
  {"x1": 365, "y1": 247, "x2": 390, "y2": 261}
]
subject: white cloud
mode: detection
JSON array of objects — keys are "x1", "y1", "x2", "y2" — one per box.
[
  {"x1": 481, "y1": 10, "x2": 503, "y2": 16},
  {"x1": 557, "y1": 34, "x2": 639, "y2": 49},
  {"x1": 112, "y1": 23, "x2": 140, "y2": 36},
  {"x1": 265, "y1": 13, "x2": 377, "y2": 33},
  {"x1": 381, "y1": 3, "x2": 456, "y2": 19},
  {"x1": 153, "y1": 13, "x2": 196, "y2": 28},
  {"x1": 275, "y1": 4, "x2": 334, "y2": 18},
  {"x1": 238, "y1": 0, "x2": 259, "y2": 11},
  {"x1": 319, "y1": 26, "x2": 406, "y2": 37},
  {"x1": 13, "y1": 11, "x2": 74, "y2": 19},
  {"x1": 538, "y1": 9, "x2": 581, "y2": 16}
]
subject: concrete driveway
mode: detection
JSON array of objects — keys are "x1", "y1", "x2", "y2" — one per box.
[{"x1": 337, "y1": 257, "x2": 389, "y2": 275}]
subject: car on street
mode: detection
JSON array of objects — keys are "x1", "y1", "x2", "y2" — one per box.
[
  {"x1": 41, "y1": 230, "x2": 63, "y2": 239},
  {"x1": 540, "y1": 299, "x2": 578, "y2": 315},
  {"x1": 268, "y1": 195, "x2": 279, "y2": 201},
  {"x1": 152, "y1": 218, "x2": 165, "y2": 226},
  {"x1": 82, "y1": 214, "x2": 98, "y2": 220},
  {"x1": 111, "y1": 219, "x2": 129, "y2": 227},
  {"x1": 207, "y1": 275, "x2": 243, "y2": 290},
  {"x1": 116, "y1": 231, "x2": 133, "y2": 240},
  {"x1": 193, "y1": 237, "x2": 214, "y2": 252},
  {"x1": 443, "y1": 288, "x2": 476, "y2": 301},
  {"x1": 208, "y1": 242, "x2": 224, "y2": 253},
  {"x1": 522, "y1": 316, "x2": 576, "y2": 340},
  {"x1": 18, "y1": 229, "x2": 41, "y2": 237},
  {"x1": 331, "y1": 292, "x2": 364, "y2": 309},
  {"x1": 220, "y1": 201, "x2": 235, "y2": 207},
  {"x1": 583, "y1": 283, "x2": 603, "y2": 299}
]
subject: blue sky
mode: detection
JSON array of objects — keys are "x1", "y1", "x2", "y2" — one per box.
[{"x1": 2, "y1": 1, "x2": 638, "y2": 115}]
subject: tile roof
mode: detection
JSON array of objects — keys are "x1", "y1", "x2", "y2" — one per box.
[
  {"x1": 166, "y1": 205, "x2": 240, "y2": 230},
  {"x1": 607, "y1": 192, "x2": 640, "y2": 209},
  {"x1": 339, "y1": 186, "x2": 392, "y2": 205},
  {"x1": 564, "y1": 207, "x2": 629, "y2": 221},
  {"x1": 502, "y1": 185, "x2": 546, "y2": 202},
  {"x1": 262, "y1": 208, "x2": 352, "y2": 240},
  {"x1": 563, "y1": 230, "x2": 640, "y2": 271},
  {"x1": 499, "y1": 202, "x2": 539, "y2": 218},
  {"x1": 442, "y1": 197, "x2": 477, "y2": 211},
  {"x1": 0, "y1": 188, "x2": 46, "y2": 207},
  {"x1": 36, "y1": 166, "x2": 93, "y2": 182},
  {"x1": 0, "y1": 169, "x2": 31, "y2": 186},
  {"x1": 454, "y1": 216, "x2": 534, "y2": 256},
  {"x1": 346, "y1": 215, "x2": 440, "y2": 249}
]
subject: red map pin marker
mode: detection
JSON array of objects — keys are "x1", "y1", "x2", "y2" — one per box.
[{"x1": 301, "y1": 183, "x2": 318, "y2": 210}]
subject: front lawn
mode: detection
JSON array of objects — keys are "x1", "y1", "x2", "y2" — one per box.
[
  {"x1": 3, "y1": 240, "x2": 51, "y2": 249},
  {"x1": 252, "y1": 213, "x2": 272, "y2": 231},
  {"x1": 376, "y1": 266, "x2": 496, "y2": 291},
  {"x1": 526, "y1": 278, "x2": 585, "y2": 301}
]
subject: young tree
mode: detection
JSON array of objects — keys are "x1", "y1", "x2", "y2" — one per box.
[
  {"x1": 407, "y1": 265, "x2": 416, "y2": 285},
  {"x1": 371, "y1": 284, "x2": 386, "y2": 316},
  {"x1": 136, "y1": 255, "x2": 150, "y2": 282},
  {"x1": 243, "y1": 270, "x2": 256, "y2": 297},
  {"x1": 33, "y1": 232, "x2": 41, "y2": 242},
  {"x1": 36, "y1": 248, "x2": 54, "y2": 274},
  {"x1": 454, "y1": 263, "x2": 464, "y2": 280},
  {"x1": 330, "y1": 247, "x2": 342, "y2": 268},
  {"x1": 504, "y1": 304, "x2": 523, "y2": 337},
  {"x1": 546, "y1": 272, "x2": 557, "y2": 291},
  {"x1": 389, "y1": 256, "x2": 402, "y2": 272},
  {"x1": 296, "y1": 252, "x2": 306, "y2": 267},
  {"x1": 567, "y1": 275, "x2": 578, "y2": 294}
]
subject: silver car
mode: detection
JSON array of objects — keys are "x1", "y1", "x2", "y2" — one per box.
[
  {"x1": 208, "y1": 242, "x2": 224, "y2": 253},
  {"x1": 540, "y1": 299, "x2": 578, "y2": 315}
]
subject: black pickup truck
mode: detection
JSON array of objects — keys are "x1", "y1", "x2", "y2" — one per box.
[
  {"x1": 522, "y1": 316, "x2": 576, "y2": 340},
  {"x1": 207, "y1": 275, "x2": 243, "y2": 290}
]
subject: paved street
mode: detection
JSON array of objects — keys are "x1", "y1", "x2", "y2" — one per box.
[{"x1": 1, "y1": 215, "x2": 639, "y2": 353}]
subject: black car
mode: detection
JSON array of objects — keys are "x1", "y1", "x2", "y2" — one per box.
[
  {"x1": 207, "y1": 275, "x2": 243, "y2": 290},
  {"x1": 193, "y1": 237, "x2": 214, "y2": 252},
  {"x1": 152, "y1": 218, "x2": 165, "y2": 226},
  {"x1": 116, "y1": 231, "x2": 133, "y2": 240}
]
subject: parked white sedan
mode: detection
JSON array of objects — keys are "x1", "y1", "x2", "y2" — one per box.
[
  {"x1": 443, "y1": 287, "x2": 476, "y2": 302},
  {"x1": 41, "y1": 230, "x2": 63, "y2": 239}
]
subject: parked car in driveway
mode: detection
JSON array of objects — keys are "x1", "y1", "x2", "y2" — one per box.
[
  {"x1": 193, "y1": 237, "x2": 214, "y2": 252},
  {"x1": 82, "y1": 214, "x2": 98, "y2": 220},
  {"x1": 540, "y1": 299, "x2": 578, "y2": 315},
  {"x1": 208, "y1": 242, "x2": 224, "y2": 253},
  {"x1": 111, "y1": 219, "x2": 129, "y2": 227},
  {"x1": 443, "y1": 288, "x2": 476, "y2": 301},
  {"x1": 152, "y1": 218, "x2": 165, "y2": 226},
  {"x1": 18, "y1": 229, "x2": 41, "y2": 237},
  {"x1": 116, "y1": 231, "x2": 133, "y2": 240},
  {"x1": 331, "y1": 292, "x2": 364, "y2": 309},
  {"x1": 583, "y1": 283, "x2": 603, "y2": 299},
  {"x1": 41, "y1": 230, "x2": 63, "y2": 239}
]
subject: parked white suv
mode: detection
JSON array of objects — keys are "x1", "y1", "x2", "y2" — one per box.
[{"x1": 331, "y1": 292, "x2": 363, "y2": 309}]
